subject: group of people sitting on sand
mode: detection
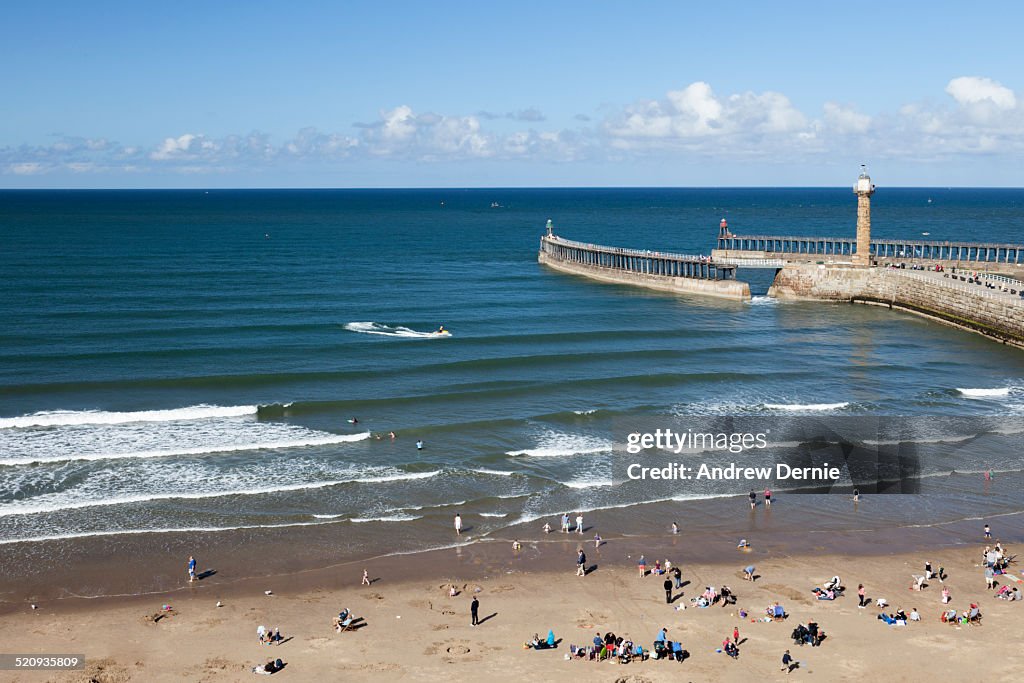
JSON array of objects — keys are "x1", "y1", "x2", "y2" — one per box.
[
  {"x1": 994, "y1": 584, "x2": 1022, "y2": 601},
  {"x1": 790, "y1": 621, "x2": 825, "y2": 647},
  {"x1": 688, "y1": 585, "x2": 736, "y2": 608},
  {"x1": 524, "y1": 630, "x2": 557, "y2": 650},
  {"x1": 941, "y1": 603, "x2": 982, "y2": 625},
  {"x1": 811, "y1": 575, "x2": 844, "y2": 601},
  {"x1": 764, "y1": 602, "x2": 787, "y2": 621},
  {"x1": 653, "y1": 627, "x2": 688, "y2": 662},
  {"x1": 877, "y1": 607, "x2": 920, "y2": 625},
  {"x1": 568, "y1": 631, "x2": 640, "y2": 663}
]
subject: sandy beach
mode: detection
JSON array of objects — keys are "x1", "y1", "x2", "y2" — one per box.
[{"x1": 4, "y1": 534, "x2": 1021, "y2": 682}]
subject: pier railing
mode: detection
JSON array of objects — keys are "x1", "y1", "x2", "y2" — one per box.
[
  {"x1": 541, "y1": 234, "x2": 736, "y2": 280},
  {"x1": 718, "y1": 234, "x2": 1024, "y2": 264}
]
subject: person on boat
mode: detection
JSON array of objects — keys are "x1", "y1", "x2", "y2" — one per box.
[{"x1": 437, "y1": 325, "x2": 447, "y2": 334}]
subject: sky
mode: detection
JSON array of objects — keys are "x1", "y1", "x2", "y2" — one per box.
[{"x1": 2, "y1": 1, "x2": 1023, "y2": 188}]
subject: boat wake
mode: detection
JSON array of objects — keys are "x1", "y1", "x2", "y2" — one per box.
[{"x1": 344, "y1": 322, "x2": 449, "y2": 339}]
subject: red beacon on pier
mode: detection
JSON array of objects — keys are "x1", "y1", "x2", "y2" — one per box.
[{"x1": 719, "y1": 218, "x2": 731, "y2": 238}]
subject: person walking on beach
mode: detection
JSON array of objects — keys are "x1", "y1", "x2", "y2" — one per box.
[
  {"x1": 187, "y1": 555, "x2": 196, "y2": 582},
  {"x1": 454, "y1": 513, "x2": 463, "y2": 536},
  {"x1": 857, "y1": 583, "x2": 866, "y2": 607},
  {"x1": 575, "y1": 513, "x2": 584, "y2": 534},
  {"x1": 672, "y1": 565, "x2": 682, "y2": 589},
  {"x1": 781, "y1": 650, "x2": 795, "y2": 673},
  {"x1": 663, "y1": 576, "x2": 673, "y2": 603},
  {"x1": 561, "y1": 513, "x2": 569, "y2": 533},
  {"x1": 361, "y1": 568, "x2": 371, "y2": 586},
  {"x1": 733, "y1": 626, "x2": 740, "y2": 644},
  {"x1": 638, "y1": 555, "x2": 646, "y2": 577},
  {"x1": 576, "y1": 549, "x2": 586, "y2": 577},
  {"x1": 470, "y1": 596, "x2": 479, "y2": 626},
  {"x1": 748, "y1": 490, "x2": 757, "y2": 509}
]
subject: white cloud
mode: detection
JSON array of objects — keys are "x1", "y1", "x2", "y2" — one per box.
[
  {"x1": 3, "y1": 76, "x2": 1023, "y2": 179},
  {"x1": 823, "y1": 102, "x2": 871, "y2": 134},
  {"x1": 946, "y1": 76, "x2": 1016, "y2": 109},
  {"x1": 605, "y1": 82, "x2": 808, "y2": 153},
  {"x1": 8, "y1": 162, "x2": 44, "y2": 175}
]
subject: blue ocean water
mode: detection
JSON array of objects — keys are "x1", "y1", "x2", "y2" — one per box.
[{"x1": 1, "y1": 188, "x2": 1022, "y2": 575}]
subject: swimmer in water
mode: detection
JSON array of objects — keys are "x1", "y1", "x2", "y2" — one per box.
[{"x1": 349, "y1": 417, "x2": 358, "y2": 424}]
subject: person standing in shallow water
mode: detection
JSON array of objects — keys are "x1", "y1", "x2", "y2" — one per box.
[
  {"x1": 454, "y1": 513, "x2": 462, "y2": 536},
  {"x1": 748, "y1": 490, "x2": 757, "y2": 509}
]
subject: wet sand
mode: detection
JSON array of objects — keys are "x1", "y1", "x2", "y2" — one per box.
[{"x1": 4, "y1": 490, "x2": 1022, "y2": 607}]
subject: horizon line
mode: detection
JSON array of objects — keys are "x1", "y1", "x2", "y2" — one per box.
[{"x1": 3, "y1": 185, "x2": 1024, "y2": 191}]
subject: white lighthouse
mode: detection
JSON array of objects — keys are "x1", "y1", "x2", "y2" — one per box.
[{"x1": 853, "y1": 166, "x2": 875, "y2": 267}]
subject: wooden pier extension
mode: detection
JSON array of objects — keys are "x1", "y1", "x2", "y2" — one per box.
[{"x1": 539, "y1": 234, "x2": 750, "y2": 301}]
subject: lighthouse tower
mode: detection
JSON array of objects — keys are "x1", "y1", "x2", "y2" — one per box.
[{"x1": 853, "y1": 166, "x2": 875, "y2": 267}]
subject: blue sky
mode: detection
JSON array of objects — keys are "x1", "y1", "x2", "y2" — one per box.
[{"x1": 2, "y1": 1, "x2": 1022, "y2": 187}]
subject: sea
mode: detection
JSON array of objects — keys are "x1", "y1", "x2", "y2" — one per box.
[{"x1": 2, "y1": 188, "x2": 1023, "y2": 598}]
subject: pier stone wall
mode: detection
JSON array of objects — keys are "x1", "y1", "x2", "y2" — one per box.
[
  {"x1": 538, "y1": 251, "x2": 750, "y2": 301},
  {"x1": 770, "y1": 264, "x2": 1024, "y2": 347}
]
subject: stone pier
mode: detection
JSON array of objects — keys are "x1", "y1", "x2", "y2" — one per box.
[{"x1": 539, "y1": 234, "x2": 750, "y2": 301}]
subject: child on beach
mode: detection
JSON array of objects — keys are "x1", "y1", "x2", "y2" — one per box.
[
  {"x1": 984, "y1": 523, "x2": 992, "y2": 539},
  {"x1": 594, "y1": 534, "x2": 601, "y2": 549},
  {"x1": 187, "y1": 555, "x2": 196, "y2": 582},
  {"x1": 543, "y1": 522, "x2": 551, "y2": 534},
  {"x1": 637, "y1": 555, "x2": 646, "y2": 577},
  {"x1": 361, "y1": 569, "x2": 371, "y2": 586}
]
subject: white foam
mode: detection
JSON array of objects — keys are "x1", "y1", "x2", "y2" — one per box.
[
  {"x1": 350, "y1": 514, "x2": 423, "y2": 523},
  {"x1": 507, "y1": 430, "x2": 612, "y2": 457},
  {"x1": 563, "y1": 478, "x2": 615, "y2": 489},
  {"x1": 0, "y1": 432, "x2": 371, "y2": 466},
  {"x1": 479, "y1": 512, "x2": 507, "y2": 517},
  {"x1": 0, "y1": 416, "x2": 370, "y2": 467},
  {"x1": 573, "y1": 409, "x2": 598, "y2": 415},
  {"x1": 471, "y1": 468, "x2": 516, "y2": 476},
  {"x1": 0, "y1": 470, "x2": 441, "y2": 518},
  {"x1": 749, "y1": 296, "x2": 778, "y2": 306},
  {"x1": 0, "y1": 404, "x2": 257, "y2": 429},
  {"x1": 0, "y1": 520, "x2": 344, "y2": 546},
  {"x1": 344, "y1": 321, "x2": 449, "y2": 339},
  {"x1": 957, "y1": 387, "x2": 1011, "y2": 398},
  {"x1": 764, "y1": 402, "x2": 849, "y2": 411}
]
